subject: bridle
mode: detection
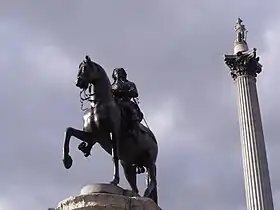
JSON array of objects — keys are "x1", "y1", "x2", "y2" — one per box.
[{"x1": 79, "y1": 84, "x2": 95, "y2": 111}]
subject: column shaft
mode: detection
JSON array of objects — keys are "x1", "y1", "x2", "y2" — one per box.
[{"x1": 236, "y1": 75, "x2": 274, "y2": 210}]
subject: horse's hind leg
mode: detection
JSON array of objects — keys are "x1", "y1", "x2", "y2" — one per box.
[
  {"x1": 144, "y1": 162, "x2": 158, "y2": 204},
  {"x1": 121, "y1": 161, "x2": 139, "y2": 195},
  {"x1": 110, "y1": 129, "x2": 121, "y2": 185}
]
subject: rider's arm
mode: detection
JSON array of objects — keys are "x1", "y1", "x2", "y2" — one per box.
[
  {"x1": 127, "y1": 82, "x2": 138, "y2": 98},
  {"x1": 111, "y1": 83, "x2": 122, "y2": 97}
]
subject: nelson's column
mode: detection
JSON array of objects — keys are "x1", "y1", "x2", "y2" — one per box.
[{"x1": 224, "y1": 18, "x2": 274, "y2": 210}]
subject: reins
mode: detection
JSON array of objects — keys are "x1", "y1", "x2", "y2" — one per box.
[{"x1": 79, "y1": 84, "x2": 95, "y2": 111}]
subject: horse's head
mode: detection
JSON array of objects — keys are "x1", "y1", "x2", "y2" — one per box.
[{"x1": 76, "y1": 55, "x2": 100, "y2": 90}]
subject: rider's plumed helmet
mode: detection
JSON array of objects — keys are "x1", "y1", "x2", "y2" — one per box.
[{"x1": 112, "y1": 68, "x2": 127, "y2": 80}]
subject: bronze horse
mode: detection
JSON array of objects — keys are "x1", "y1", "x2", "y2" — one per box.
[{"x1": 62, "y1": 56, "x2": 158, "y2": 204}]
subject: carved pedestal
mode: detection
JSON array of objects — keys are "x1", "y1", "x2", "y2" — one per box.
[{"x1": 52, "y1": 183, "x2": 161, "y2": 210}]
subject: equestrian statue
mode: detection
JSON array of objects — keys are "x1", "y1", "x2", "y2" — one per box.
[{"x1": 62, "y1": 55, "x2": 159, "y2": 204}]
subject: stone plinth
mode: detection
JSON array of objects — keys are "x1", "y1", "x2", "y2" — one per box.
[{"x1": 53, "y1": 183, "x2": 161, "y2": 210}]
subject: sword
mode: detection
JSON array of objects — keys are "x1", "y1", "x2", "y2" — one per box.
[{"x1": 132, "y1": 98, "x2": 150, "y2": 130}]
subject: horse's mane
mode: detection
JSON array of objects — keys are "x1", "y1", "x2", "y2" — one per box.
[{"x1": 91, "y1": 61, "x2": 111, "y2": 84}]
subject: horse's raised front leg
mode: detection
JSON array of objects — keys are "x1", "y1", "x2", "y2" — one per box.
[{"x1": 63, "y1": 127, "x2": 94, "y2": 169}]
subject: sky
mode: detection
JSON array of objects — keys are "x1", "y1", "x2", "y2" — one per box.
[{"x1": 0, "y1": 1, "x2": 280, "y2": 209}]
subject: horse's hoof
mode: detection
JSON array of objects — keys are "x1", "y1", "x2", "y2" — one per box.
[
  {"x1": 63, "y1": 154, "x2": 73, "y2": 169},
  {"x1": 78, "y1": 142, "x2": 87, "y2": 151},
  {"x1": 110, "y1": 178, "x2": 120, "y2": 185},
  {"x1": 78, "y1": 142, "x2": 86, "y2": 147},
  {"x1": 78, "y1": 142, "x2": 91, "y2": 157},
  {"x1": 144, "y1": 188, "x2": 152, "y2": 197},
  {"x1": 132, "y1": 190, "x2": 140, "y2": 196},
  {"x1": 84, "y1": 152, "x2": 91, "y2": 158}
]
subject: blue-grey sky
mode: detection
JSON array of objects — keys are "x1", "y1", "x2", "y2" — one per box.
[{"x1": 0, "y1": 1, "x2": 280, "y2": 209}]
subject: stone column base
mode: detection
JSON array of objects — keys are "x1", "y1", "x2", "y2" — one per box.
[{"x1": 52, "y1": 183, "x2": 161, "y2": 210}]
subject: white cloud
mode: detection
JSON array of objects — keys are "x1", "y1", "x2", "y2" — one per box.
[
  {"x1": 273, "y1": 190, "x2": 280, "y2": 210},
  {"x1": 140, "y1": 98, "x2": 199, "y2": 153},
  {"x1": 144, "y1": 99, "x2": 176, "y2": 140},
  {"x1": 257, "y1": 18, "x2": 280, "y2": 210},
  {"x1": 0, "y1": 20, "x2": 77, "y2": 89},
  {"x1": 0, "y1": 198, "x2": 12, "y2": 210},
  {"x1": 259, "y1": 18, "x2": 280, "y2": 104},
  {"x1": 23, "y1": 43, "x2": 77, "y2": 87}
]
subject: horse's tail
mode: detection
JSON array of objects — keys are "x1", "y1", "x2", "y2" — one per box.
[
  {"x1": 153, "y1": 185, "x2": 158, "y2": 206},
  {"x1": 151, "y1": 164, "x2": 158, "y2": 205}
]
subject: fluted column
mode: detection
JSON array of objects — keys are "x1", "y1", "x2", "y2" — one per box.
[
  {"x1": 236, "y1": 75, "x2": 273, "y2": 210},
  {"x1": 224, "y1": 18, "x2": 274, "y2": 210}
]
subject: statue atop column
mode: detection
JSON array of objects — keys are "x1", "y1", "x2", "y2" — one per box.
[
  {"x1": 224, "y1": 18, "x2": 262, "y2": 80},
  {"x1": 234, "y1": 18, "x2": 247, "y2": 43}
]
